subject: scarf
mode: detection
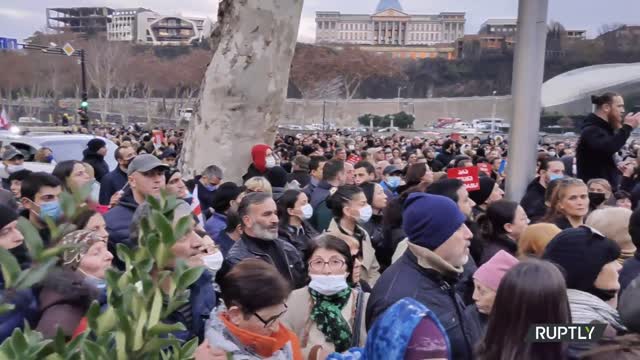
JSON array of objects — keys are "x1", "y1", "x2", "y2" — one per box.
[
  {"x1": 567, "y1": 289, "x2": 627, "y2": 332},
  {"x1": 309, "y1": 287, "x2": 353, "y2": 352}
]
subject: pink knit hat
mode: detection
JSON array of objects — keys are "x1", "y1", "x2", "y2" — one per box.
[{"x1": 473, "y1": 250, "x2": 519, "y2": 291}]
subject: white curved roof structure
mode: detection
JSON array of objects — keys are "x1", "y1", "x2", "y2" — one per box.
[{"x1": 542, "y1": 63, "x2": 640, "y2": 108}]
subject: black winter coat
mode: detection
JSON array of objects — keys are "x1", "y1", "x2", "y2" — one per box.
[
  {"x1": 520, "y1": 177, "x2": 547, "y2": 223},
  {"x1": 286, "y1": 170, "x2": 311, "y2": 188},
  {"x1": 620, "y1": 253, "x2": 640, "y2": 294},
  {"x1": 82, "y1": 149, "x2": 109, "y2": 183},
  {"x1": 576, "y1": 113, "x2": 632, "y2": 188},
  {"x1": 366, "y1": 251, "x2": 479, "y2": 360},
  {"x1": 278, "y1": 221, "x2": 318, "y2": 257},
  {"x1": 478, "y1": 235, "x2": 518, "y2": 266}
]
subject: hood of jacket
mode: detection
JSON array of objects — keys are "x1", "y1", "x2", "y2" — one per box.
[
  {"x1": 82, "y1": 148, "x2": 104, "y2": 161},
  {"x1": 582, "y1": 113, "x2": 614, "y2": 133},
  {"x1": 38, "y1": 268, "x2": 98, "y2": 311}
]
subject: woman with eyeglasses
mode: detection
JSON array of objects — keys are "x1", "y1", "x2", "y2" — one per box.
[
  {"x1": 282, "y1": 234, "x2": 368, "y2": 360},
  {"x1": 540, "y1": 178, "x2": 590, "y2": 229},
  {"x1": 206, "y1": 258, "x2": 303, "y2": 360}
]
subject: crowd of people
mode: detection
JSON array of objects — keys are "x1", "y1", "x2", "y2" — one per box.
[{"x1": 3, "y1": 92, "x2": 640, "y2": 359}]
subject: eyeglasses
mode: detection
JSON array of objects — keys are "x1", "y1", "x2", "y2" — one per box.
[
  {"x1": 309, "y1": 257, "x2": 346, "y2": 272},
  {"x1": 254, "y1": 303, "x2": 288, "y2": 328}
]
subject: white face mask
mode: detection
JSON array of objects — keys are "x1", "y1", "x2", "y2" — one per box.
[
  {"x1": 6, "y1": 164, "x2": 24, "y2": 174},
  {"x1": 202, "y1": 251, "x2": 224, "y2": 272},
  {"x1": 300, "y1": 204, "x2": 313, "y2": 220},
  {"x1": 265, "y1": 156, "x2": 276, "y2": 168},
  {"x1": 308, "y1": 274, "x2": 349, "y2": 295},
  {"x1": 89, "y1": 180, "x2": 100, "y2": 204},
  {"x1": 357, "y1": 205, "x2": 373, "y2": 223}
]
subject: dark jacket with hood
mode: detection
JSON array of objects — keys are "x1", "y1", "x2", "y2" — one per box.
[
  {"x1": 166, "y1": 271, "x2": 217, "y2": 343},
  {"x1": 278, "y1": 220, "x2": 318, "y2": 257},
  {"x1": 577, "y1": 113, "x2": 632, "y2": 188},
  {"x1": 286, "y1": 170, "x2": 311, "y2": 188},
  {"x1": 104, "y1": 189, "x2": 139, "y2": 268},
  {"x1": 35, "y1": 268, "x2": 99, "y2": 339},
  {"x1": 366, "y1": 249, "x2": 479, "y2": 360},
  {"x1": 619, "y1": 252, "x2": 640, "y2": 294},
  {"x1": 98, "y1": 167, "x2": 128, "y2": 205},
  {"x1": 82, "y1": 148, "x2": 109, "y2": 183},
  {"x1": 520, "y1": 177, "x2": 547, "y2": 222},
  {"x1": 0, "y1": 272, "x2": 39, "y2": 343},
  {"x1": 309, "y1": 180, "x2": 335, "y2": 232}
]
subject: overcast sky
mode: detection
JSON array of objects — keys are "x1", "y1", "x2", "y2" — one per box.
[{"x1": 1, "y1": 0, "x2": 638, "y2": 43}]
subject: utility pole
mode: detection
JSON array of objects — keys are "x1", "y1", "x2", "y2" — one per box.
[
  {"x1": 505, "y1": 0, "x2": 549, "y2": 202},
  {"x1": 322, "y1": 100, "x2": 326, "y2": 133}
]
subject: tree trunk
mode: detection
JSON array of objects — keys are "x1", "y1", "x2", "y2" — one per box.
[{"x1": 180, "y1": 0, "x2": 303, "y2": 181}]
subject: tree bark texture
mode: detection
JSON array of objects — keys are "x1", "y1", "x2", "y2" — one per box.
[{"x1": 180, "y1": 0, "x2": 303, "y2": 182}]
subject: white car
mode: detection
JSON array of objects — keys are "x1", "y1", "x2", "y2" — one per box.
[
  {"x1": 18, "y1": 117, "x2": 43, "y2": 124},
  {"x1": 377, "y1": 127, "x2": 400, "y2": 133},
  {"x1": 0, "y1": 133, "x2": 118, "y2": 170}
]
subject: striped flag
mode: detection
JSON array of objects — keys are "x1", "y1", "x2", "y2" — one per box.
[
  {"x1": 191, "y1": 184, "x2": 204, "y2": 225},
  {"x1": 0, "y1": 108, "x2": 9, "y2": 129}
]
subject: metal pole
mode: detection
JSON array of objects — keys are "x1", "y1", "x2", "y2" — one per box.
[
  {"x1": 505, "y1": 0, "x2": 549, "y2": 202},
  {"x1": 322, "y1": 100, "x2": 326, "y2": 133},
  {"x1": 80, "y1": 50, "x2": 87, "y2": 103}
]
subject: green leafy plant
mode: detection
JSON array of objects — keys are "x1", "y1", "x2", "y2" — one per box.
[
  {"x1": 0, "y1": 192, "x2": 204, "y2": 359},
  {"x1": 358, "y1": 111, "x2": 415, "y2": 129}
]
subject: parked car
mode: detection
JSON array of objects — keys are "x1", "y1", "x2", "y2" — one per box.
[
  {"x1": 0, "y1": 133, "x2": 118, "y2": 170},
  {"x1": 18, "y1": 117, "x2": 43, "y2": 124},
  {"x1": 377, "y1": 127, "x2": 400, "y2": 133}
]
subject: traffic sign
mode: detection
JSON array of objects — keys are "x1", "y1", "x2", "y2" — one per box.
[{"x1": 62, "y1": 43, "x2": 75, "y2": 56}]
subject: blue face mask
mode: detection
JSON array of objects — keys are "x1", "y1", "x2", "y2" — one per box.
[
  {"x1": 549, "y1": 173, "x2": 564, "y2": 182},
  {"x1": 387, "y1": 176, "x2": 401, "y2": 189},
  {"x1": 39, "y1": 200, "x2": 62, "y2": 222},
  {"x1": 83, "y1": 273, "x2": 107, "y2": 290},
  {"x1": 205, "y1": 184, "x2": 217, "y2": 192},
  {"x1": 45, "y1": 155, "x2": 54, "y2": 163}
]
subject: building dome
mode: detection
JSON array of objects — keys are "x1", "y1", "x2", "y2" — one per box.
[{"x1": 375, "y1": 0, "x2": 404, "y2": 13}]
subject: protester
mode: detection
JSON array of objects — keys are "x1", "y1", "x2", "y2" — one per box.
[
  {"x1": 34, "y1": 147, "x2": 54, "y2": 164},
  {"x1": 516, "y1": 223, "x2": 562, "y2": 258},
  {"x1": 20, "y1": 172, "x2": 63, "y2": 246},
  {"x1": 367, "y1": 193, "x2": 477, "y2": 360},
  {"x1": 1, "y1": 148, "x2": 25, "y2": 190},
  {"x1": 303, "y1": 156, "x2": 327, "y2": 197},
  {"x1": 476, "y1": 200, "x2": 529, "y2": 265},
  {"x1": 436, "y1": 140, "x2": 457, "y2": 168},
  {"x1": 0, "y1": 204, "x2": 38, "y2": 343},
  {"x1": 469, "y1": 176, "x2": 504, "y2": 219},
  {"x1": 465, "y1": 250, "x2": 519, "y2": 336},
  {"x1": 82, "y1": 139, "x2": 109, "y2": 183},
  {"x1": 8, "y1": 169, "x2": 32, "y2": 207},
  {"x1": 326, "y1": 185, "x2": 380, "y2": 287},
  {"x1": 283, "y1": 234, "x2": 368, "y2": 358},
  {"x1": 397, "y1": 162, "x2": 434, "y2": 194},
  {"x1": 577, "y1": 93, "x2": 640, "y2": 187},
  {"x1": 540, "y1": 178, "x2": 589, "y2": 229},
  {"x1": 266, "y1": 166, "x2": 289, "y2": 200},
  {"x1": 245, "y1": 176, "x2": 273, "y2": 194},
  {"x1": 353, "y1": 161, "x2": 376, "y2": 186},
  {"x1": 619, "y1": 207, "x2": 640, "y2": 293},
  {"x1": 104, "y1": 154, "x2": 168, "y2": 266},
  {"x1": 243, "y1": 144, "x2": 275, "y2": 182},
  {"x1": 520, "y1": 157, "x2": 565, "y2": 222},
  {"x1": 276, "y1": 189, "x2": 317, "y2": 256},
  {"x1": 204, "y1": 182, "x2": 244, "y2": 242},
  {"x1": 206, "y1": 259, "x2": 303, "y2": 360},
  {"x1": 475, "y1": 259, "x2": 571, "y2": 360},
  {"x1": 72, "y1": 209, "x2": 109, "y2": 241},
  {"x1": 542, "y1": 226, "x2": 626, "y2": 355},
  {"x1": 357, "y1": 182, "x2": 388, "y2": 270},
  {"x1": 36, "y1": 230, "x2": 112, "y2": 339},
  {"x1": 189, "y1": 165, "x2": 224, "y2": 220},
  {"x1": 310, "y1": 159, "x2": 346, "y2": 232},
  {"x1": 164, "y1": 169, "x2": 189, "y2": 199},
  {"x1": 99, "y1": 145, "x2": 135, "y2": 205},
  {"x1": 588, "y1": 178, "x2": 613, "y2": 210},
  {"x1": 52, "y1": 160, "x2": 92, "y2": 197},
  {"x1": 215, "y1": 210, "x2": 243, "y2": 257},
  {"x1": 614, "y1": 190, "x2": 633, "y2": 209},
  {"x1": 586, "y1": 207, "x2": 635, "y2": 264},
  {"x1": 287, "y1": 155, "x2": 311, "y2": 188},
  {"x1": 379, "y1": 165, "x2": 402, "y2": 198},
  {"x1": 223, "y1": 192, "x2": 306, "y2": 289}
]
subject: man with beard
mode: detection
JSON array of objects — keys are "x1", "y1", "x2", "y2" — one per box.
[
  {"x1": 221, "y1": 192, "x2": 305, "y2": 289},
  {"x1": 577, "y1": 92, "x2": 640, "y2": 188}
]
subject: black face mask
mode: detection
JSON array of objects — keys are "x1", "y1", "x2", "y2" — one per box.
[{"x1": 588, "y1": 192, "x2": 607, "y2": 207}]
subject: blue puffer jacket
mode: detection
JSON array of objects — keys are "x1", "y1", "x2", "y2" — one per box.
[
  {"x1": 327, "y1": 297, "x2": 451, "y2": 360},
  {"x1": 204, "y1": 213, "x2": 227, "y2": 243},
  {"x1": 166, "y1": 270, "x2": 217, "y2": 343},
  {"x1": 0, "y1": 273, "x2": 39, "y2": 344}
]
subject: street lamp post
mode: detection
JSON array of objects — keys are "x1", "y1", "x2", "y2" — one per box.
[
  {"x1": 490, "y1": 90, "x2": 497, "y2": 136},
  {"x1": 369, "y1": 114, "x2": 374, "y2": 133},
  {"x1": 322, "y1": 100, "x2": 326, "y2": 133}
]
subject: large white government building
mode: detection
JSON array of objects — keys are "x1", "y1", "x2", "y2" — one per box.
[{"x1": 315, "y1": 0, "x2": 465, "y2": 46}]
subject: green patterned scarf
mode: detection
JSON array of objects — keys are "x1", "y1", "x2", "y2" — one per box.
[{"x1": 309, "y1": 287, "x2": 353, "y2": 352}]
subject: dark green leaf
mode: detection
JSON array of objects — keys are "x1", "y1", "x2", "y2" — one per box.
[
  {"x1": 13, "y1": 258, "x2": 58, "y2": 290},
  {"x1": 0, "y1": 247, "x2": 20, "y2": 288},
  {"x1": 177, "y1": 266, "x2": 204, "y2": 290},
  {"x1": 116, "y1": 243, "x2": 133, "y2": 266},
  {"x1": 180, "y1": 337, "x2": 199, "y2": 357},
  {"x1": 147, "y1": 322, "x2": 186, "y2": 337},
  {"x1": 59, "y1": 192, "x2": 78, "y2": 220},
  {"x1": 10, "y1": 330, "x2": 28, "y2": 354},
  {"x1": 17, "y1": 217, "x2": 43, "y2": 258},
  {"x1": 173, "y1": 216, "x2": 192, "y2": 244}
]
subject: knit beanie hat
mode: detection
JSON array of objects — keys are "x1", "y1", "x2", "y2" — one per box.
[
  {"x1": 266, "y1": 166, "x2": 288, "y2": 188},
  {"x1": 469, "y1": 176, "x2": 496, "y2": 206},
  {"x1": 212, "y1": 182, "x2": 244, "y2": 214},
  {"x1": 542, "y1": 226, "x2": 621, "y2": 293},
  {"x1": 61, "y1": 230, "x2": 106, "y2": 271},
  {"x1": 250, "y1": 144, "x2": 271, "y2": 173},
  {"x1": 0, "y1": 204, "x2": 18, "y2": 230},
  {"x1": 87, "y1": 138, "x2": 107, "y2": 152},
  {"x1": 473, "y1": 250, "x2": 519, "y2": 291},
  {"x1": 403, "y1": 193, "x2": 466, "y2": 250}
]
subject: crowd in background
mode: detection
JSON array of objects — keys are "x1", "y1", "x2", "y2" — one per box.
[{"x1": 2, "y1": 92, "x2": 640, "y2": 359}]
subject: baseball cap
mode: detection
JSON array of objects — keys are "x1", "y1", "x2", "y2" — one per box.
[
  {"x1": 2, "y1": 148, "x2": 23, "y2": 161},
  {"x1": 383, "y1": 165, "x2": 403, "y2": 176},
  {"x1": 127, "y1": 154, "x2": 169, "y2": 176}
]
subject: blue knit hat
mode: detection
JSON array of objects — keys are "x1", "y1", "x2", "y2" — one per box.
[{"x1": 402, "y1": 193, "x2": 466, "y2": 250}]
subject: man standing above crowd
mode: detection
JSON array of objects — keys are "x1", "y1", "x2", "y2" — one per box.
[{"x1": 577, "y1": 92, "x2": 640, "y2": 188}]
